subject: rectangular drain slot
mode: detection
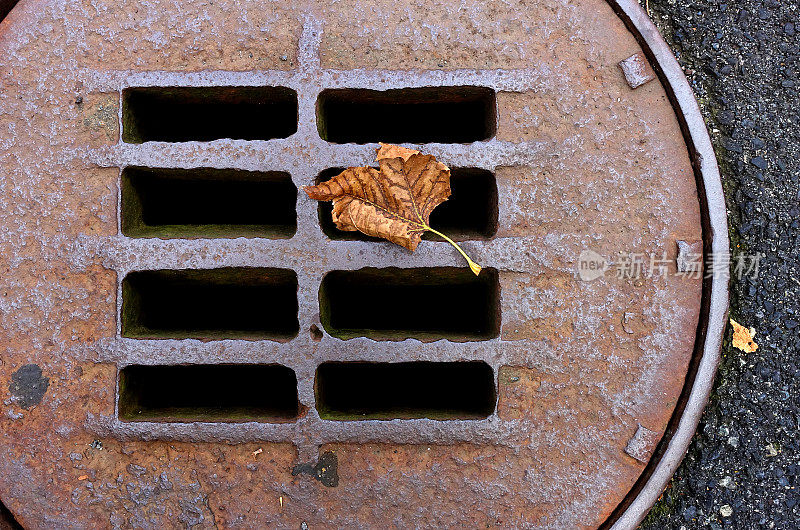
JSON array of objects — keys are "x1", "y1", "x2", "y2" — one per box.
[
  {"x1": 317, "y1": 167, "x2": 497, "y2": 241},
  {"x1": 122, "y1": 86, "x2": 298, "y2": 143},
  {"x1": 319, "y1": 267, "x2": 500, "y2": 341},
  {"x1": 118, "y1": 364, "x2": 301, "y2": 422},
  {"x1": 316, "y1": 361, "x2": 496, "y2": 420},
  {"x1": 121, "y1": 167, "x2": 297, "y2": 239},
  {"x1": 122, "y1": 268, "x2": 298, "y2": 340},
  {"x1": 317, "y1": 86, "x2": 496, "y2": 143}
]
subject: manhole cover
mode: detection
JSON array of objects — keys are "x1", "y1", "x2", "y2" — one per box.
[{"x1": 0, "y1": 0, "x2": 728, "y2": 528}]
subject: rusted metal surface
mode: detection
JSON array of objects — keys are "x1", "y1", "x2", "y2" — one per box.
[
  {"x1": 623, "y1": 424, "x2": 660, "y2": 463},
  {"x1": 618, "y1": 52, "x2": 657, "y2": 89},
  {"x1": 0, "y1": 500, "x2": 21, "y2": 530},
  {"x1": 0, "y1": 0, "x2": 17, "y2": 24},
  {"x1": 606, "y1": 0, "x2": 730, "y2": 527},
  {"x1": 0, "y1": 0, "x2": 726, "y2": 528}
]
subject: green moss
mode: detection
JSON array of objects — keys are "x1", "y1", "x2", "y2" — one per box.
[
  {"x1": 316, "y1": 409, "x2": 489, "y2": 421},
  {"x1": 123, "y1": 223, "x2": 296, "y2": 240},
  {"x1": 640, "y1": 482, "x2": 680, "y2": 525}
]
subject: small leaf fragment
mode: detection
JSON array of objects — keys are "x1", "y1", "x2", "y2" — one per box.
[
  {"x1": 375, "y1": 142, "x2": 420, "y2": 162},
  {"x1": 730, "y1": 318, "x2": 758, "y2": 353}
]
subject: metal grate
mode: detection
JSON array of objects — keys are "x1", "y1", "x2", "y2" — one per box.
[
  {"x1": 121, "y1": 167, "x2": 297, "y2": 239},
  {"x1": 315, "y1": 361, "x2": 496, "y2": 421},
  {"x1": 114, "y1": 78, "x2": 504, "y2": 424},
  {"x1": 97, "y1": 45, "x2": 703, "y2": 451},
  {"x1": 316, "y1": 86, "x2": 497, "y2": 143},
  {"x1": 122, "y1": 86, "x2": 298, "y2": 143},
  {"x1": 319, "y1": 267, "x2": 500, "y2": 342},
  {"x1": 317, "y1": 167, "x2": 498, "y2": 242},
  {"x1": 108, "y1": 46, "x2": 520, "y2": 433},
  {"x1": 121, "y1": 268, "x2": 299, "y2": 341},
  {"x1": 119, "y1": 364, "x2": 302, "y2": 422}
]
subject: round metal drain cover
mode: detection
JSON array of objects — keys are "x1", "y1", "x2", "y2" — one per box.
[{"x1": 0, "y1": 0, "x2": 728, "y2": 527}]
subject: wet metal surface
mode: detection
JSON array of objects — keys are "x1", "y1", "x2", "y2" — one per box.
[
  {"x1": 0, "y1": 0, "x2": 726, "y2": 527},
  {"x1": 618, "y1": 52, "x2": 657, "y2": 89}
]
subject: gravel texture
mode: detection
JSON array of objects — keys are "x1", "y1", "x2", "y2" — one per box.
[{"x1": 640, "y1": 0, "x2": 800, "y2": 528}]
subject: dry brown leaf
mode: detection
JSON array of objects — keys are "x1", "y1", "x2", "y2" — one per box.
[
  {"x1": 730, "y1": 318, "x2": 758, "y2": 353},
  {"x1": 375, "y1": 143, "x2": 420, "y2": 162},
  {"x1": 304, "y1": 143, "x2": 449, "y2": 251},
  {"x1": 303, "y1": 143, "x2": 481, "y2": 275}
]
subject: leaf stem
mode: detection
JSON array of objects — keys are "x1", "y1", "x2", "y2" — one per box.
[{"x1": 424, "y1": 225, "x2": 482, "y2": 276}]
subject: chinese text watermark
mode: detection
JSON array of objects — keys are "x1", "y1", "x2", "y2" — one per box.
[{"x1": 578, "y1": 250, "x2": 760, "y2": 282}]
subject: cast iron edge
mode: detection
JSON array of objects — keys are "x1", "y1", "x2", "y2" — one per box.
[{"x1": 602, "y1": 1, "x2": 731, "y2": 528}]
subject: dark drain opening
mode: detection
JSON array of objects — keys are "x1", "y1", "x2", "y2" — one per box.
[
  {"x1": 121, "y1": 167, "x2": 297, "y2": 239},
  {"x1": 317, "y1": 167, "x2": 497, "y2": 241},
  {"x1": 317, "y1": 86, "x2": 496, "y2": 144},
  {"x1": 316, "y1": 361, "x2": 496, "y2": 420},
  {"x1": 118, "y1": 364, "x2": 301, "y2": 422},
  {"x1": 122, "y1": 86, "x2": 298, "y2": 143},
  {"x1": 319, "y1": 267, "x2": 500, "y2": 341},
  {"x1": 122, "y1": 268, "x2": 299, "y2": 340}
]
